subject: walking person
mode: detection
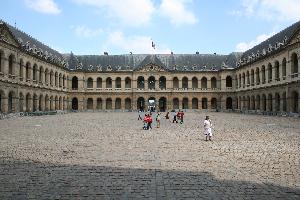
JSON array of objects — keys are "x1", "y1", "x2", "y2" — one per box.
[
  {"x1": 204, "y1": 116, "x2": 213, "y2": 141},
  {"x1": 156, "y1": 112, "x2": 161, "y2": 128}
]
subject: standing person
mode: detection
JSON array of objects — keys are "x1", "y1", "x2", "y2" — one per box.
[
  {"x1": 172, "y1": 110, "x2": 178, "y2": 123},
  {"x1": 143, "y1": 114, "x2": 148, "y2": 130},
  {"x1": 178, "y1": 110, "x2": 184, "y2": 124},
  {"x1": 156, "y1": 112, "x2": 161, "y2": 128},
  {"x1": 204, "y1": 116, "x2": 213, "y2": 141},
  {"x1": 138, "y1": 110, "x2": 142, "y2": 120},
  {"x1": 148, "y1": 114, "x2": 153, "y2": 130}
]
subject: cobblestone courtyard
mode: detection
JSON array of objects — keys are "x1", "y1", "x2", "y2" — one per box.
[{"x1": 0, "y1": 112, "x2": 299, "y2": 199}]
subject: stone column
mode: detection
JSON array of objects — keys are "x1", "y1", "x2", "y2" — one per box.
[
  {"x1": 166, "y1": 79, "x2": 172, "y2": 90},
  {"x1": 112, "y1": 79, "x2": 115, "y2": 90},
  {"x1": 121, "y1": 98, "x2": 125, "y2": 110},
  {"x1": 2, "y1": 97, "x2": 8, "y2": 113},
  {"x1": 121, "y1": 79, "x2": 125, "y2": 91},
  {"x1": 188, "y1": 99, "x2": 192, "y2": 109}
]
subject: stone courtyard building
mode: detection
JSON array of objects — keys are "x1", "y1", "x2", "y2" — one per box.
[{"x1": 0, "y1": 20, "x2": 299, "y2": 114}]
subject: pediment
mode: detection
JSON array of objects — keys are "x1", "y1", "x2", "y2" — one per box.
[
  {"x1": 136, "y1": 64, "x2": 166, "y2": 72},
  {"x1": 0, "y1": 24, "x2": 19, "y2": 47}
]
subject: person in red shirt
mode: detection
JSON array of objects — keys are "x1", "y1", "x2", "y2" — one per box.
[
  {"x1": 178, "y1": 110, "x2": 184, "y2": 124},
  {"x1": 143, "y1": 114, "x2": 148, "y2": 130},
  {"x1": 147, "y1": 114, "x2": 153, "y2": 130}
]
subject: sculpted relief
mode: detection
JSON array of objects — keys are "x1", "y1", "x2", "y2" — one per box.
[{"x1": 138, "y1": 64, "x2": 165, "y2": 72}]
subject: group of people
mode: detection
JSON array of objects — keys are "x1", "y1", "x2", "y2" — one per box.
[
  {"x1": 138, "y1": 110, "x2": 214, "y2": 141},
  {"x1": 138, "y1": 111, "x2": 161, "y2": 130}
]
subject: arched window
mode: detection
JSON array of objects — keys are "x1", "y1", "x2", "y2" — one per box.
[
  {"x1": 148, "y1": 76, "x2": 155, "y2": 90},
  {"x1": 19, "y1": 59, "x2": 24, "y2": 81},
  {"x1": 226, "y1": 97, "x2": 233, "y2": 109},
  {"x1": 87, "y1": 77, "x2": 93, "y2": 88},
  {"x1": 274, "y1": 61, "x2": 279, "y2": 81},
  {"x1": 72, "y1": 98, "x2": 78, "y2": 110},
  {"x1": 39, "y1": 66, "x2": 43, "y2": 83},
  {"x1": 97, "y1": 77, "x2": 102, "y2": 88},
  {"x1": 182, "y1": 77, "x2": 188, "y2": 89},
  {"x1": 255, "y1": 67, "x2": 260, "y2": 85},
  {"x1": 44, "y1": 69, "x2": 49, "y2": 84},
  {"x1": 192, "y1": 77, "x2": 198, "y2": 89},
  {"x1": 137, "y1": 97, "x2": 145, "y2": 111},
  {"x1": 115, "y1": 77, "x2": 121, "y2": 88},
  {"x1": 182, "y1": 98, "x2": 188, "y2": 109},
  {"x1": 72, "y1": 76, "x2": 78, "y2": 90},
  {"x1": 173, "y1": 77, "x2": 179, "y2": 89},
  {"x1": 26, "y1": 62, "x2": 31, "y2": 81},
  {"x1": 201, "y1": 77, "x2": 207, "y2": 89},
  {"x1": 106, "y1": 98, "x2": 112, "y2": 109},
  {"x1": 87, "y1": 98, "x2": 93, "y2": 109},
  {"x1": 97, "y1": 98, "x2": 102, "y2": 109},
  {"x1": 173, "y1": 98, "x2": 179, "y2": 109},
  {"x1": 291, "y1": 53, "x2": 298, "y2": 77},
  {"x1": 202, "y1": 98, "x2": 208, "y2": 109},
  {"x1": 267, "y1": 63, "x2": 272, "y2": 82},
  {"x1": 33, "y1": 64, "x2": 38, "y2": 82},
  {"x1": 125, "y1": 98, "x2": 131, "y2": 110},
  {"x1": 159, "y1": 76, "x2": 166, "y2": 90},
  {"x1": 261, "y1": 66, "x2": 266, "y2": 84},
  {"x1": 250, "y1": 69, "x2": 254, "y2": 85},
  {"x1": 246, "y1": 71, "x2": 250, "y2": 86},
  {"x1": 59, "y1": 73, "x2": 62, "y2": 87},
  {"x1": 8, "y1": 91, "x2": 14, "y2": 113},
  {"x1": 211, "y1": 98, "x2": 217, "y2": 109},
  {"x1": 106, "y1": 77, "x2": 112, "y2": 88},
  {"x1": 50, "y1": 71, "x2": 54, "y2": 86},
  {"x1": 125, "y1": 77, "x2": 131, "y2": 88},
  {"x1": 137, "y1": 76, "x2": 144, "y2": 89},
  {"x1": 8, "y1": 54, "x2": 15, "y2": 76},
  {"x1": 282, "y1": 58, "x2": 286, "y2": 79},
  {"x1": 226, "y1": 76, "x2": 232, "y2": 88},
  {"x1": 192, "y1": 98, "x2": 198, "y2": 109},
  {"x1": 115, "y1": 98, "x2": 121, "y2": 109},
  {"x1": 211, "y1": 77, "x2": 217, "y2": 89},
  {"x1": 55, "y1": 72, "x2": 58, "y2": 86}
]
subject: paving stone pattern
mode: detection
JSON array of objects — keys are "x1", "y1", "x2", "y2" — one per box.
[{"x1": 0, "y1": 112, "x2": 299, "y2": 199}]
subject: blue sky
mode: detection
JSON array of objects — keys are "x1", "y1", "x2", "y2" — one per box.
[{"x1": 1, "y1": 0, "x2": 300, "y2": 55}]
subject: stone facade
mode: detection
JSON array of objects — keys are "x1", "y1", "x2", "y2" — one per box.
[{"x1": 0, "y1": 21, "x2": 299, "y2": 114}]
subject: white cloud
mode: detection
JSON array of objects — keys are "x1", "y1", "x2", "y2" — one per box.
[
  {"x1": 105, "y1": 31, "x2": 171, "y2": 54},
  {"x1": 159, "y1": 0, "x2": 197, "y2": 26},
  {"x1": 232, "y1": 0, "x2": 300, "y2": 21},
  {"x1": 235, "y1": 32, "x2": 275, "y2": 52},
  {"x1": 71, "y1": 25, "x2": 103, "y2": 38},
  {"x1": 24, "y1": 0, "x2": 61, "y2": 14},
  {"x1": 74, "y1": 0, "x2": 155, "y2": 26}
]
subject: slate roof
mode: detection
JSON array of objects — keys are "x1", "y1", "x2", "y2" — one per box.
[
  {"x1": 239, "y1": 20, "x2": 300, "y2": 66},
  {"x1": 1, "y1": 20, "x2": 66, "y2": 67},
  {"x1": 65, "y1": 53, "x2": 242, "y2": 72},
  {"x1": 1, "y1": 19, "x2": 300, "y2": 72}
]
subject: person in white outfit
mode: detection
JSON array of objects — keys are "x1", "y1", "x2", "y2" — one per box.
[{"x1": 204, "y1": 116, "x2": 213, "y2": 141}]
